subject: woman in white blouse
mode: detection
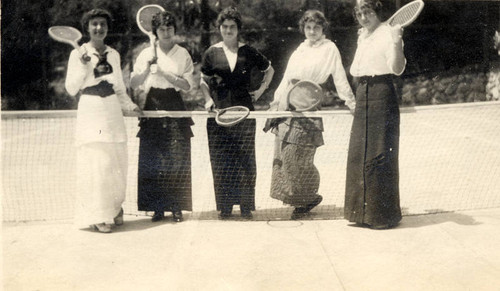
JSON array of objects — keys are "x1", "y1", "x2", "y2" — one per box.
[
  {"x1": 267, "y1": 10, "x2": 356, "y2": 219},
  {"x1": 65, "y1": 9, "x2": 141, "y2": 233},
  {"x1": 344, "y1": 0, "x2": 406, "y2": 229},
  {"x1": 131, "y1": 10, "x2": 196, "y2": 223}
]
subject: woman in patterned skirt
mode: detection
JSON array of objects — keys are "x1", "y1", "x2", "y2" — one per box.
[{"x1": 267, "y1": 10, "x2": 356, "y2": 219}]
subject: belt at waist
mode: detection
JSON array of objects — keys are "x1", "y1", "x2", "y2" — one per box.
[
  {"x1": 82, "y1": 81, "x2": 115, "y2": 97},
  {"x1": 358, "y1": 74, "x2": 392, "y2": 85}
]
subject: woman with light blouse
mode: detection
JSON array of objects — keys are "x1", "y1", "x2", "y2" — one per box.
[
  {"x1": 344, "y1": 0, "x2": 406, "y2": 229},
  {"x1": 267, "y1": 10, "x2": 356, "y2": 219},
  {"x1": 65, "y1": 9, "x2": 141, "y2": 233},
  {"x1": 130, "y1": 10, "x2": 196, "y2": 223}
]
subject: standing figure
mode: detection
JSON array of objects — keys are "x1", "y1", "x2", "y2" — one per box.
[
  {"x1": 200, "y1": 7, "x2": 274, "y2": 219},
  {"x1": 131, "y1": 10, "x2": 196, "y2": 222},
  {"x1": 65, "y1": 9, "x2": 142, "y2": 233},
  {"x1": 267, "y1": 10, "x2": 356, "y2": 219},
  {"x1": 345, "y1": 0, "x2": 406, "y2": 229}
]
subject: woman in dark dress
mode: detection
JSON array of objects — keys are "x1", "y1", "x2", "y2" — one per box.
[
  {"x1": 344, "y1": 0, "x2": 406, "y2": 229},
  {"x1": 200, "y1": 7, "x2": 274, "y2": 219},
  {"x1": 131, "y1": 11, "x2": 196, "y2": 222}
]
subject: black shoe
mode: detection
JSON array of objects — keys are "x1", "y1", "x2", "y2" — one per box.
[
  {"x1": 218, "y1": 210, "x2": 232, "y2": 220},
  {"x1": 172, "y1": 211, "x2": 183, "y2": 222},
  {"x1": 241, "y1": 210, "x2": 253, "y2": 220},
  {"x1": 291, "y1": 207, "x2": 308, "y2": 220},
  {"x1": 303, "y1": 195, "x2": 323, "y2": 212},
  {"x1": 151, "y1": 211, "x2": 164, "y2": 222}
]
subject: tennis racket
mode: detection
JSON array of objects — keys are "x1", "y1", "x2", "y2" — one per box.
[
  {"x1": 387, "y1": 0, "x2": 424, "y2": 28},
  {"x1": 48, "y1": 26, "x2": 90, "y2": 62},
  {"x1": 213, "y1": 106, "x2": 250, "y2": 127},
  {"x1": 287, "y1": 80, "x2": 323, "y2": 112},
  {"x1": 136, "y1": 4, "x2": 165, "y2": 74}
]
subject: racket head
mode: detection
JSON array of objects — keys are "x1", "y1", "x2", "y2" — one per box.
[
  {"x1": 387, "y1": 0, "x2": 424, "y2": 28},
  {"x1": 287, "y1": 80, "x2": 323, "y2": 112},
  {"x1": 48, "y1": 26, "x2": 82, "y2": 46},
  {"x1": 136, "y1": 4, "x2": 165, "y2": 35},
  {"x1": 215, "y1": 106, "x2": 250, "y2": 127}
]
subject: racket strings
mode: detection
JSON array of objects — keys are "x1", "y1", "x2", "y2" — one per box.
[
  {"x1": 50, "y1": 28, "x2": 80, "y2": 41},
  {"x1": 389, "y1": 3, "x2": 421, "y2": 26},
  {"x1": 288, "y1": 83, "x2": 322, "y2": 111},
  {"x1": 138, "y1": 7, "x2": 162, "y2": 32}
]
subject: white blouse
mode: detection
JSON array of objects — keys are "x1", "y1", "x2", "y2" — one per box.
[
  {"x1": 132, "y1": 44, "x2": 195, "y2": 94},
  {"x1": 65, "y1": 44, "x2": 137, "y2": 145},
  {"x1": 350, "y1": 24, "x2": 406, "y2": 77},
  {"x1": 65, "y1": 44, "x2": 137, "y2": 110},
  {"x1": 271, "y1": 36, "x2": 356, "y2": 110}
]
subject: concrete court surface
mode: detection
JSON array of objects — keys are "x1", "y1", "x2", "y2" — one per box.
[{"x1": 2, "y1": 208, "x2": 500, "y2": 291}]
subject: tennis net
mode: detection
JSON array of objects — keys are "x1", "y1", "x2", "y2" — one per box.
[{"x1": 2, "y1": 101, "x2": 500, "y2": 222}]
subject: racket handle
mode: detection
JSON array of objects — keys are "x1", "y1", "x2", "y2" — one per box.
[
  {"x1": 150, "y1": 64, "x2": 158, "y2": 74},
  {"x1": 76, "y1": 45, "x2": 90, "y2": 63}
]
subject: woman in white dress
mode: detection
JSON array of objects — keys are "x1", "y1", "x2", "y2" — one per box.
[
  {"x1": 65, "y1": 9, "x2": 141, "y2": 233},
  {"x1": 267, "y1": 10, "x2": 356, "y2": 219}
]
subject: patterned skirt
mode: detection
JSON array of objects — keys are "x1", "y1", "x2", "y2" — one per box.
[{"x1": 270, "y1": 118, "x2": 323, "y2": 207}]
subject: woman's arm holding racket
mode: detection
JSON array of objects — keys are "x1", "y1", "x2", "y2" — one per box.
[
  {"x1": 387, "y1": 25, "x2": 406, "y2": 75},
  {"x1": 65, "y1": 49, "x2": 92, "y2": 96},
  {"x1": 130, "y1": 46, "x2": 156, "y2": 89}
]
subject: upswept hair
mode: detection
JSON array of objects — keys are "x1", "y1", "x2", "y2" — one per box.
[
  {"x1": 152, "y1": 11, "x2": 177, "y2": 37},
  {"x1": 299, "y1": 10, "x2": 329, "y2": 33},
  {"x1": 81, "y1": 8, "x2": 112, "y2": 34},
  {"x1": 354, "y1": 0, "x2": 385, "y2": 21},
  {"x1": 216, "y1": 6, "x2": 242, "y2": 30}
]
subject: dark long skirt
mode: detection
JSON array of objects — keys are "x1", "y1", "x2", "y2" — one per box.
[
  {"x1": 270, "y1": 118, "x2": 323, "y2": 207},
  {"x1": 137, "y1": 88, "x2": 193, "y2": 212},
  {"x1": 206, "y1": 118, "x2": 256, "y2": 211},
  {"x1": 344, "y1": 75, "x2": 402, "y2": 227}
]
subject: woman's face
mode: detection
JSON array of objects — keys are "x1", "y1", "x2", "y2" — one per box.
[
  {"x1": 355, "y1": 7, "x2": 381, "y2": 32},
  {"x1": 220, "y1": 19, "x2": 239, "y2": 42},
  {"x1": 156, "y1": 24, "x2": 175, "y2": 42},
  {"x1": 87, "y1": 16, "x2": 108, "y2": 41},
  {"x1": 303, "y1": 21, "x2": 324, "y2": 43}
]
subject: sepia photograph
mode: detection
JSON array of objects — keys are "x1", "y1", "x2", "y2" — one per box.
[{"x1": 2, "y1": 0, "x2": 500, "y2": 290}]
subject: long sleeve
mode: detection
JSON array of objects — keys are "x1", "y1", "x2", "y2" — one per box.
[
  {"x1": 181, "y1": 51, "x2": 195, "y2": 92},
  {"x1": 109, "y1": 51, "x2": 138, "y2": 112},
  {"x1": 65, "y1": 50, "x2": 90, "y2": 96},
  {"x1": 270, "y1": 60, "x2": 292, "y2": 111},
  {"x1": 329, "y1": 46, "x2": 356, "y2": 109},
  {"x1": 351, "y1": 25, "x2": 406, "y2": 77}
]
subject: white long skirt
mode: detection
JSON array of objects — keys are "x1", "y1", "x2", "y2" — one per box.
[{"x1": 74, "y1": 142, "x2": 127, "y2": 227}]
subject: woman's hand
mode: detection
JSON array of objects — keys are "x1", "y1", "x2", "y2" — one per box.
[
  {"x1": 250, "y1": 86, "x2": 266, "y2": 102},
  {"x1": 133, "y1": 106, "x2": 144, "y2": 117},
  {"x1": 204, "y1": 99, "x2": 215, "y2": 111}
]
